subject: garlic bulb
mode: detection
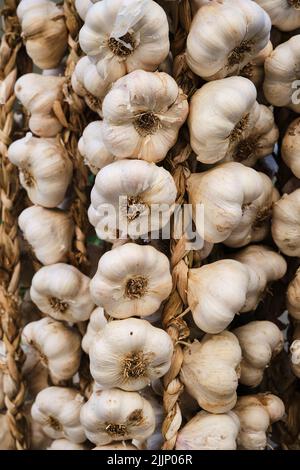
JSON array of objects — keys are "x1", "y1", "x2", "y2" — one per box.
[
  {"x1": 0, "y1": 414, "x2": 15, "y2": 450},
  {"x1": 255, "y1": 0, "x2": 300, "y2": 32},
  {"x1": 90, "y1": 243, "x2": 172, "y2": 318},
  {"x1": 233, "y1": 394, "x2": 285, "y2": 450},
  {"x1": 18, "y1": 206, "x2": 74, "y2": 265},
  {"x1": 17, "y1": 0, "x2": 67, "y2": 69},
  {"x1": 186, "y1": 0, "x2": 271, "y2": 80},
  {"x1": 188, "y1": 77, "x2": 278, "y2": 166},
  {"x1": 287, "y1": 267, "x2": 300, "y2": 320},
  {"x1": 75, "y1": 0, "x2": 99, "y2": 20},
  {"x1": 80, "y1": 388, "x2": 155, "y2": 445},
  {"x1": 264, "y1": 35, "x2": 300, "y2": 113},
  {"x1": 22, "y1": 317, "x2": 81, "y2": 383},
  {"x1": 30, "y1": 264, "x2": 94, "y2": 323},
  {"x1": 272, "y1": 189, "x2": 300, "y2": 257},
  {"x1": 180, "y1": 332, "x2": 242, "y2": 413},
  {"x1": 8, "y1": 133, "x2": 72, "y2": 207},
  {"x1": 31, "y1": 387, "x2": 85, "y2": 443},
  {"x1": 176, "y1": 410, "x2": 240, "y2": 450},
  {"x1": 79, "y1": 0, "x2": 169, "y2": 77},
  {"x1": 88, "y1": 160, "x2": 177, "y2": 241},
  {"x1": 89, "y1": 318, "x2": 173, "y2": 391},
  {"x1": 82, "y1": 307, "x2": 107, "y2": 354},
  {"x1": 78, "y1": 121, "x2": 115, "y2": 174},
  {"x1": 282, "y1": 118, "x2": 300, "y2": 179},
  {"x1": 15, "y1": 74, "x2": 65, "y2": 137},
  {"x1": 48, "y1": 439, "x2": 87, "y2": 450},
  {"x1": 233, "y1": 321, "x2": 284, "y2": 387}
]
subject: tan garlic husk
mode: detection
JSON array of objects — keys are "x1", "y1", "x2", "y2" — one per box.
[
  {"x1": 30, "y1": 264, "x2": 94, "y2": 323},
  {"x1": 89, "y1": 318, "x2": 173, "y2": 391},
  {"x1": 0, "y1": 342, "x2": 17, "y2": 409},
  {"x1": 17, "y1": 0, "x2": 67, "y2": 70},
  {"x1": 31, "y1": 387, "x2": 85, "y2": 443},
  {"x1": 264, "y1": 35, "x2": 300, "y2": 113},
  {"x1": 233, "y1": 321, "x2": 284, "y2": 387},
  {"x1": 80, "y1": 388, "x2": 156, "y2": 445},
  {"x1": 0, "y1": 414, "x2": 15, "y2": 450},
  {"x1": 180, "y1": 332, "x2": 242, "y2": 413},
  {"x1": 8, "y1": 133, "x2": 72, "y2": 208},
  {"x1": 233, "y1": 394, "x2": 285, "y2": 450},
  {"x1": 78, "y1": 121, "x2": 115, "y2": 175},
  {"x1": 240, "y1": 41, "x2": 273, "y2": 87},
  {"x1": 0, "y1": 68, "x2": 17, "y2": 105},
  {"x1": 18, "y1": 206, "x2": 74, "y2": 265},
  {"x1": 81, "y1": 307, "x2": 107, "y2": 354},
  {"x1": 290, "y1": 324, "x2": 300, "y2": 378},
  {"x1": 282, "y1": 118, "x2": 300, "y2": 179},
  {"x1": 272, "y1": 189, "x2": 300, "y2": 257},
  {"x1": 90, "y1": 243, "x2": 172, "y2": 318},
  {"x1": 48, "y1": 439, "x2": 87, "y2": 450},
  {"x1": 15, "y1": 73, "x2": 65, "y2": 137},
  {"x1": 22, "y1": 317, "x2": 81, "y2": 383},
  {"x1": 186, "y1": 0, "x2": 271, "y2": 80},
  {"x1": 188, "y1": 77, "x2": 278, "y2": 166},
  {"x1": 176, "y1": 410, "x2": 240, "y2": 450},
  {"x1": 255, "y1": 0, "x2": 300, "y2": 32}
]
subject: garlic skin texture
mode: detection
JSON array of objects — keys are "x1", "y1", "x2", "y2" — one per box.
[
  {"x1": 31, "y1": 387, "x2": 85, "y2": 443},
  {"x1": 186, "y1": 0, "x2": 271, "y2": 81},
  {"x1": 48, "y1": 439, "x2": 87, "y2": 450},
  {"x1": 88, "y1": 160, "x2": 177, "y2": 241},
  {"x1": 82, "y1": 307, "x2": 107, "y2": 354},
  {"x1": 8, "y1": 133, "x2": 72, "y2": 208},
  {"x1": 15, "y1": 74, "x2": 65, "y2": 137},
  {"x1": 233, "y1": 321, "x2": 284, "y2": 387},
  {"x1": 78, "y1": 121, "x2": 115, "y2": 175},
  {"x1": 80, "y1": 389, "x2": 155, "y2": 445},
  {"x1": 272, "y1": 189, "x2": 300, "y2": 257},
  {"x1": 89, "y1": 318, "x2": 173, "y2": 391},
  {"x1": 287, "y1": 267, "x2": 300, "y2": 320},
  {"x1": 233, "y1": 394, "x2": 285, "y2": 450},
  {"x1": 75, "y1": 0, "x2": 99, "y2": 20},
  {"x1": 180, "y1": 332, "x2": 242, "y2": 413},
  {"x1": 90, "y1": 243, "x2": 172, "y2": 318},
  {"x1": 17, "y1": 0, "x2": 67, "y2": 70},
  {"x1": 255, "y1": 0, "x2": 300, "y2": 32},
  {"x1": 101, "y1": 70, "x2": 188, "y2": 162},
  {"x1": 30, "y1": 264, "x2": 94, "y2": 323},
  {"x1": 18, "y1": 206, "x2": 74, "y2": 265},
  {"x1": 188, "y1": 77, "x2": 278, "y2": 166},
  {"x1": 176, "y1": 410, "x2": 240, "y2": 450},
  {"x1": 22, "y1": 317, "x2": 81, "y2": 383},
  {"x1": 264, "y1": 36, "x2": 300, "y2": 113},
  {"x1": 79, "y1": 0, "x2": 169, "y2": 77},
  {"x1": 282, "y1": 118, "x2": 300, "y2": 179}
]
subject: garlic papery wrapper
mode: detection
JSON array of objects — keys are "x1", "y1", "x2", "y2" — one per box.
[
  {"x1": 89, "y1": 318, "x2": 173, "y2": 391},
  {"x1": 8, "y1": 133, "x2": 72, "y2": 208},
  {"x1": 233, "y1": 394, "x2": 285, "y2": 450},
  {"x1": 48, "y1": 439, "x2": 87, "y2": 450},
  {"x1": 31, "y1": 387, "x2": 85, "y2": 443},
  {"x1": 0, "y1": 414, "x2": 15, "y2": 450},
  {"x1": 264, "y1": 35, "x2": 300, "y2": 113},
  {"x1": 22, "y1": 317, "x2": 81, "y2": 383},
  {"x1": 78, "y1": 121, "x2": 115, "y2": 175},
  {"x1": 30, "y1": 264, "x2": 94, "y2": 323},
  {"x1": 88, "y1": 160, "x2": 177, "y2": 241},
  {"x1": 176, "y1": 410, "x2": 240, "y2": 450},
  {"x1": 188, "y1": 77, "x2": 278, "y2": 166},
  {"x1": 80, "y1": 388, "x2": 155, "y2": 445},
  {"x1": 287, "y1": 267, "x2": 300, "y2": 320},
  {"x1": 18, "y1": 206, "x2": 74, "y2": 265},
  {"x1": 282, "y1": 118, "x2": 300, "y2": 178},
  {"x1": 272, "y1": 189, "x2": 300, "y2": 257},
  {"x1": 186, "y1": 0, "x2": 271, "y2": 81},
  {"x1": 15, "y1": 74, "x2": 65, "y2": 137},
  {"x1": 17, "y1": 0, "x2": 67, "y2": 70},
  {"x1": 82, "y1": 307, "x2": 107, "y2": 354},
  {"x1": 233, "y1": 321, "x2": 284, "y2": 387},
  {"x1": 90, "y1": 243, "x2": 172, "y2": 318},
  {"x1": 180, "y1": 332, "x2": 242, "y2": 413},
  {"x1": 255, "y1": 0, "x2": 300, "y2": 32},
  {"x1": 79, "y1": 0, "x2": 169, "y2": 77}
]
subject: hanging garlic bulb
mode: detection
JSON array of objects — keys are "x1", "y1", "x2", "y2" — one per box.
[
  {"x1": 8, "y1": 133, "x2": 72, "y2": 207},
  {"x1": 48, "y1": 439, "x2": 87, "y2": 450},
  {"x1": 30, "y1": 264, "x2": 94, "y2": 323},
  {"x1": 80, "y1": 388, "x2": 155, "y2": 445},
  {"x1": 19, "y1": 206, "x2": 74, "y2": 265},
  {"x1": 272, "y1": 189, "x2": 300, "y2": 257},
  {"x1": 82, "y1": 307, "x2": 107, "y2": 354},
  {"x1": 282, "y1": 118, "x2": 300, "y2": 179},
  {"x1": 233, "y1": 321, "x2": 284, "y2": 387},
  {"x1": 188, "y1": 77, "x2": 278, "y2": 166},
  {"x1": 15, "y1": 74, "x2": 65, "y2": 137},
  {"x1": 255, "y1": 0, "x2": 300, "y2": 32},
  {"x1": 78, "y1": 121, "x2": 115, "y2": 175}
]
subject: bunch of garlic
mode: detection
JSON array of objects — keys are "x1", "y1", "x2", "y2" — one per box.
[{"x1": 272, "y1": 189, "x2": 300, "y2": 257}]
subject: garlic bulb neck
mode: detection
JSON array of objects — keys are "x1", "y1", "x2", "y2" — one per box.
[
  {"x1": 125, "y1": 276, "x2": 148, "y2": 299},
  {"x1": 49, "y1": 297, "x2": 68, "y2": 313},
  {"x1": 133, "y1": 111, "x2": 161, "y2": 137},
  {"x1": 122, "y1": 351, "x2": 150, "y2": 379},
  {"x1": 229, "y1": 114, "x2": 249, "y2": 142},
  {"x1": 108, "y1": 32, "x2": 135, "y2": 57},
  {"x1": 288, "y1": 0, "x2": 300, "y2": 9}
]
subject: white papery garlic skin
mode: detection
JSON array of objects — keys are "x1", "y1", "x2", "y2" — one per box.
[
  {"x1": 255, "y1": 0, "x2": 300, "y2": 32},
  {"x1": 282, "y1": 118, "x2": 300, "y2": 179},
  {"x1": 75, "y1": 0, "x2": 100, "y2": 20},
  {"x1": 22, "y1": 317, "x2": 81, "y2": 383},
  {"x1": 89, "y1": 318, "x2": 173, "y2": 391},
  {"x1": 30, "y1": 263, "x2": 94, "y2": 323},
  {"x1": 8, "y1": 133, "x2": 72, "y2": 207},
  {"x1": 31, "y1": 387, "x2": 85, "y2": 443},
  {"x1": 272, "y1": 189, "x2": 300, "y2": 257},
  {"x1": 48, "y1": 439, "x2": 87, "y2": 450},
  {"x1": 101, "y1": 70, "x2": 188, "y2": 162},
  {"x1": 78, "y1": 121, "x2": 115, "y2": 174},
  {"x1": 18, "y1": 206, "x2": 74, "y2": 265},
  {"x1": 80, "y1": 388, "x2": 155, "y2": 445},
  {"x1": 90, "y1": 243, "x2": 172, "y2": 318},
  {"x1": 82, "y1": 307, "x2": 107, "y2": 354}
]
